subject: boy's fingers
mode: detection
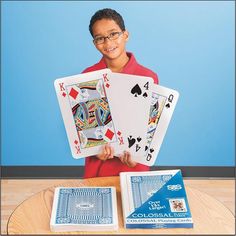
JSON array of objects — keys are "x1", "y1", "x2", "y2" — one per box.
[
  {"x1": 104, "y1": 144, "x2": 111, "y2": 158},
  {"x1": 118, "y1": 156, "x2": 123, "y2": 163},
  {"x1": 118, "y1": 153, "x2": 125, "y2": 163},
  {"x1": 121, "y1": 151, "x2": 136, "y2": 167},
  {"x1": 97, "y1": 144, "x2": 116, "y2": 161},
  {"x1": 105, "y1": 144, "x2": 115, "y2": 159},
  {"x1": 120, "y1": 151, "x2": 128, "y2": 165},
  {"x1": 97, "y1": 145, "x2": 108, "y2": 160},
  {"x1": 97, "y1": 153, "x2": 106, "y2": 161},
  {"x1": 124, "y1": 151, "x2": 129, "y2": 165},
  {"x1": 126, "y1": 152, "x2": 137, "y2": 167},
  {"x1": 126, "y1": 152, "x2": 131, "y2": 163},
  {"x1": 108, "y1": 146, "x2": 114, "y2": 159}
]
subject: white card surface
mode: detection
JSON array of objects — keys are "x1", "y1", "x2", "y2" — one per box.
[
  {"x1": 54, "y1": 69, "x2": 127, "y2": 159},
  {"x1": 104, "y1": 72, "x2": 154, "y2": 158},
  {"x1": 136, "y1": 84, "x2": 179, "y2": 166}
]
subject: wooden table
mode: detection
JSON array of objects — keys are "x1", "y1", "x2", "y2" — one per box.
[{"x1": 7, "y1": 177, "x2": 235, "y2": 234}]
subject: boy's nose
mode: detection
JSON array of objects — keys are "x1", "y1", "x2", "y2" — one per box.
[{"x1": 103, "y1": 37, "x2": 113, "y2": 45}]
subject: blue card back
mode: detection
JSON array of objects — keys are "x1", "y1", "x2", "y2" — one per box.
[
  {"x1": 55, "y1": 188, "x2": 113, "y2": 225},
  {"x1": 131, "y1": 174, "x2": 173, "y2": 209}
]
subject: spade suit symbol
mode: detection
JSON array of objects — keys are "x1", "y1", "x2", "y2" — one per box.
[
  {"x1": 128, "y1": 136, "x2": 136, "y2": 148},
  {"x1": 165, "y1": 103, "x2": 170, "y2": 108},
  {"x1": 143, "y1": 92, "x2": 148, "y2": 98},
  {"x1": 131, "y1": 84, "x2": 142, "y2": 97}
]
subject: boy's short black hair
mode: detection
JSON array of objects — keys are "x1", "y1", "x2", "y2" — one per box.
[{"x1": 89, "y1": 8, "x2": 125, "y2": 37}]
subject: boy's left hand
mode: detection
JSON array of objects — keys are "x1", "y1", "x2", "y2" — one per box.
[{"x1": 118, "y1": 151, "x2": 137, "y2": 168}]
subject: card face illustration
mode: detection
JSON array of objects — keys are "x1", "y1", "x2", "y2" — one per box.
[
  {"x1": 54, "y1": 69, "x2": 126, "y2": 159},
  {"x1": 68, "y1": 80, "x2": 115, "y2": 149},
  {"x1": 146, "y1": 91, "x2": 167, "y2": 150},
  {"x1": 103, "y1": 72, "x2": 154, "y2": 158},
  {"x1": 135, "y1": 84, "x2": 179, "y2": 166}
]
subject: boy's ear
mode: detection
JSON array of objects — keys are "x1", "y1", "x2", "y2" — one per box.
[{"x1": 124, "y1": 30, "x2": 129, "y2": 41}]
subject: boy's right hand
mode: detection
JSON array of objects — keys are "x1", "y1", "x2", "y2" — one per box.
[{"x1": 97, "y1": 144, "x2": 114, "y2": 161}]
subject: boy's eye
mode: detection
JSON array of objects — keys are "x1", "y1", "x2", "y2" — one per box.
[
  {"x1": 93, "y1": 31, "x2": 123, "y2": 44},
  {"x1": 109, "y1": 32, "x2": 118, "y2": 38},
  {"x1": 95, "y1": 37, "x2": 104, "y2": 43}
]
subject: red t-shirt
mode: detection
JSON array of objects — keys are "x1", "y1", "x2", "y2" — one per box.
[{"x1": 82, "y1": 52, "x2": 159, "y2": 178}]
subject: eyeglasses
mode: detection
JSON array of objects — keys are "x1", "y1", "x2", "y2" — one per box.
[{"x1": 93, "y1": 31, "x2": 123, "y2": 45}]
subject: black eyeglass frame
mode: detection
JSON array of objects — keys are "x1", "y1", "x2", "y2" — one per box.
[{"x1": 93, "y1": 31, "x2": 124, "y2": 45}]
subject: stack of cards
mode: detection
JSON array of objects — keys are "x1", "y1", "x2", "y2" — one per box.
[
  {"x1": 54, "y1": 69, "x2": 179, "y2": 166},
  {"x1": 50, "y1": 187, "x2": 118, "y2": 232},
  {"x1": 120, "y1": 170, "x2": 193, "y2": 229}
]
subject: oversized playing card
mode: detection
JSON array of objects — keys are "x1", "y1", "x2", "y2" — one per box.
[
  {"x1": 103, "y1": 72, "x2": 154, "y2": 158},
  {"x1": 140, "y1": 84, "x2": 179, "y2": 166},
  {"x1": 54, "y1": 69, "x2": 127, "y2": 159},
  {"x1": 50, "y1": 187, "x2": 118, "y2": 232}
]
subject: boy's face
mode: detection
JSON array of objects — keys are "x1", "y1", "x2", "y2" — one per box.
[{"x1": 92, "y1": 19, "x2": 129, "y2": 60}]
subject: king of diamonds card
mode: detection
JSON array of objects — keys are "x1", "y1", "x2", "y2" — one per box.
[{"x1": 54, "y1": 69, "x2": 127, "y2": 159}]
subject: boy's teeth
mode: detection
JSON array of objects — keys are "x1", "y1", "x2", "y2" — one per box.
[{"x1": 106, "y1": 48, "x2": 115, "y2": 52}]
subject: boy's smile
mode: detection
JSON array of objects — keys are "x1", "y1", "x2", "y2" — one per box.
[
  {"x1": 83, "y1": 8, "x2": 158, "y2": 178},
  {"x1": 92, "y1": 19, "x2": 129, "y2": 63}
]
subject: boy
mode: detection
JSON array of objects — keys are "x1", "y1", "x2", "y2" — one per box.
[{"x1": 83, "y1": 8, "x2": 158, "y2": 178}]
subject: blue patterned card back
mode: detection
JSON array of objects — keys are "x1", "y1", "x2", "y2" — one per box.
[
  {"x1": 130, "y1": 174, "x2": 173, "y2": 209},
  {"x1": 55, "y1": 188, "x2": 113, "y2": 225}
]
